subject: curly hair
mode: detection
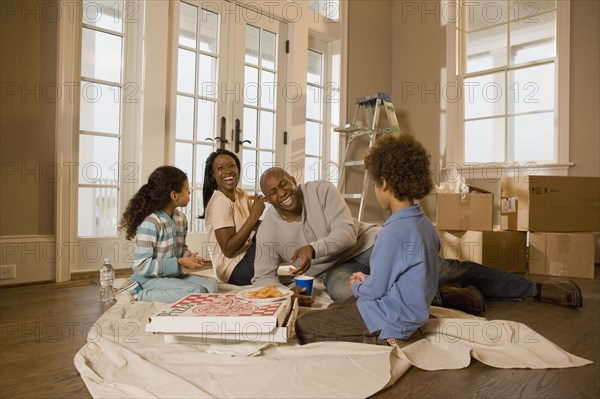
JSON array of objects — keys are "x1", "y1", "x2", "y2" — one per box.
[
  {"x1": 198, "y1": 149, "x2": 241, "y2": 219},
  {"x1": 119, "y1": 166, "x2": 188, "y2": 240},
  {"x1": 364, "y1": 133, "x2": 433, "y2": 201}
]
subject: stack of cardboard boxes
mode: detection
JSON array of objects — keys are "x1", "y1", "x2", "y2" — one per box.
[
  {"x1": 500, "y1": 176, "x2": 599, "y2": 279},
  {"x1": 435, "y1": 176, "x2": 599, "y2": 279}
]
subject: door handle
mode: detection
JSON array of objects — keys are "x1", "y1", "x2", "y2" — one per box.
[
  {"x1": 205, "y1": 137, "x2": 229, "y2": 143},
  {"x1": 234, "y1": 119, "x2": 252, "y2": 152}
]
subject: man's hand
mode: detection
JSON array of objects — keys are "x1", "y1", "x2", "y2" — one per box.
[{"x1": 288, "y1": 245, "x2": 315, "y2": 275}]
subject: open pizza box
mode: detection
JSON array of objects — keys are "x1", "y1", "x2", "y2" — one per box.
[{"x1": 146, "y1": 292, "x2": 300, "y2": 344}]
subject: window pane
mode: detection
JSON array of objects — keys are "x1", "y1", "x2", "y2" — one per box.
[
  {"x1": 305, "y1": 121, "x2": 321, "y2": 156},
  {"x1": 245, "y1": 25, "x2": 260, "y2": 65},
  {"x1": 510, "y1": 112, "x2": 554, "y2": 162},
  {"x1": 242, "y1": 149, "x2": 257, "y2": 190},
  {"x1": 198, "y1": 55, "x2": 217, "y2": 99},
  {"x1": 464, "y1": 72, "x2": 505, "y2": 119},
  {"x1": 466, "y1": 0, "x2": 508, "y2": 32},
  {"x1": 197, "y1": 100, "x2": 216, "y2": 140},
  {"x1": 510, "y1": 12, "x2": 556, "y2": 65},
  {"x1": 466, "y1": 25, "x2": 507, "y2": 73},
  {"x1": 306, "y1": 85, "x2": 322, "y2": 120},
  {"x1": 259, "y1": 111, "x2": 274, "y2": 149},
  {"x1": 307, "y1": 50, "x2": 322, "y2": 85},
  {"x1": 80, "y1": 82, "x2": 120, "y2": 134},
  {"x1": 195, "y1": 144, "x2": 214, "y2": 185},
  {"x1": 81, "y1": 28, "x2": 123, "y2": 82},
  {"x1": 464, "y1": 118, "x2": 505, "y2": 163},
  {"x1": 243, "y1": 107, "x2": 257, "y2": 144},
  {"x1": 261, "y1": 70, "x2": 276, "y2": 110},
  {"x1": 79, "y1": 135, "x2": 119, "y2": 184},
  {"x1": 175, "y1": 142, "x2": 193, "y2": 177},
  {"x1": 261, "y1": 30, "x2": 277, "y2": 70},
  {"x1": 82, "y1": 0, "x2": 123, "y2": 33},
  {"x1": 176, "y1": 95, "x2": 194, "y2": 140},
  {"x1": 304, "y1": 157, "x2": 321, "y2": 182},
  {"x1": 177, "y1": 48, "x2": 196, "y2": 94},
  {"x1": 199, "y1": 9, "x2": 219, "y2": 53},
  {"x1": 179, "y1": 2, "x2": 197, "y2": 48},
  {"x1": 78, "y1": 187, "x2": 118, "y2": 236},
  {"x1": 244, "y1": 66, "x2": 259, "y2": 105},
  {"x1": 509, "y1": 63, "x2": 555, "y2": 114}
]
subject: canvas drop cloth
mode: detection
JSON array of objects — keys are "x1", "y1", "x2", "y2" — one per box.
[{"x1": 74, "y1": 276, "x2": 592, "y2": 399}]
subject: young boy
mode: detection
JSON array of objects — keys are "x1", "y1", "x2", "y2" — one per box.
[{"x1": 295, "y1": 133, "x2": 440, "y2": 346}]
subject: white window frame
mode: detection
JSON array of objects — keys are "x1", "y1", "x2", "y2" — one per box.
[
  {"x1": 305, "y1": 36, "x2": 342, "y2": 184},
  {"x1": 444, "y1": 0, "x2": 572, "y2": 179}
]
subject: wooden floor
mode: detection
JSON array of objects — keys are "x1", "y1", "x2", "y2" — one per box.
[{"x1": 1, "y1": 269, "x2": 598, "y2": 399}]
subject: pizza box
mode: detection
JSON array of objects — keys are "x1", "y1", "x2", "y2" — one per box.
[
  {"x1": 145, "y1": 292, "x2": 292, "y2": 334},
  {"x1": 159, "y1": 298, "x2": 300, "y2": 344}
]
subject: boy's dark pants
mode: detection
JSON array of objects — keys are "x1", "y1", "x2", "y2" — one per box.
[{"x1": 295, "y1": 296, "x2": 388, "y2": 346}]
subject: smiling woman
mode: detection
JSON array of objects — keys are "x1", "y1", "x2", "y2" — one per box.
[{"x1": 201, "y1": 149, "x2": 266, "y2": 285}]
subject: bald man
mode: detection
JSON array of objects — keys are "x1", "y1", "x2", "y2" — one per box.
[{"x1": 252, "y1": 168, "x2": 379, "y2": 301}]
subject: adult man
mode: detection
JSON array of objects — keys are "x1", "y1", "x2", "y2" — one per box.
[
  {"x1": 252, "y1": 167, "x2": 378, "y2": 301},
  {"x1": 253, "y1": 167, "x2": 583, "y2": 311}
]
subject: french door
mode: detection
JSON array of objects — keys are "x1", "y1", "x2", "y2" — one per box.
[{"x1": 172, "y1": 0, "x2": 288, "y2": 232}]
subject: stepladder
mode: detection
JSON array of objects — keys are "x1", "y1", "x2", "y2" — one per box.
[{"x1": 334, "y1": 93, "x2": 401, "y2": 221}]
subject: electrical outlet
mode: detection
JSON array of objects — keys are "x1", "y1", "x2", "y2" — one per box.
[{"x1": 0, "y1": 265, "x2": 16, "y2": 280}]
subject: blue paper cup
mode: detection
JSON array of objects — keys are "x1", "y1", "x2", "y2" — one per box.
[{"x1": 294, "y1": 275, "x2": 314, "y2": 296}]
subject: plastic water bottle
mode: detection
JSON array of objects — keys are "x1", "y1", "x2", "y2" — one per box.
[{"x1": 100, "y1": 258, "x2": 115, "y2": 304}]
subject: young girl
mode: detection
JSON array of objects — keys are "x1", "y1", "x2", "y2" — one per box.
[
  {"x1": 119, "y1": 166, "x2": 217, "y2": 303},
  {"x1": 295, "y1": 133, "x2": 440, "y2": 346},
  {"x1": 200, "y1": 149, "x2": 265, "y2": 285}
]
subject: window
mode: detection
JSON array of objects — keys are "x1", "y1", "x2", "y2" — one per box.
[
  {"x1": 305, "y1": 49, "x2": 324, "y2": 180},
  {"x1": 304, "y1": 38, "x2": 341, "y2": 184},
  {"x1": 456, "y1": 0, "x2": 568, "y2": 166},
  {"x1": 78, "y1": 0, "x2": 125, "y2": 237},
  {"x1": 171, "y1": 1, "x2": 287, "y2": 232},
  {"x1": 174, "y1": 2, "x2": 221, "y2": 232}
]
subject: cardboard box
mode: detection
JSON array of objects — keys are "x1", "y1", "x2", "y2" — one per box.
[
  {"x1": 501, "y1": 176, "x2": 600, "y2": 232},
  {"x1": 437, "y1": 229, "x2": 527, "y2": 273},
  {"x1": 146, "y1": 293, "x2": 292, "y2": 334},
  {"x1": 528, "y1": 233, "x2": 595, "y2": 279},
  {"x1": 161, "y1": 299, "x2": 299, "y2": 344},
  {"x1": 436, "y1": 193, "x2": 493, "y2": 231}
]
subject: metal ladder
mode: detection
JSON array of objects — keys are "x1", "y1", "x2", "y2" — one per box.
[{"x1": 334, "y1": 93, "x2": 401, "y2": 221}]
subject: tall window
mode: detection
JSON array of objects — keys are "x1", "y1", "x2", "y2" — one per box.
[
  {"x1": 239, "y1": 25, "x2": 279, "y2": 194},
  {"x1": 172, "y1": 1, "x2": 286, "y2": 232},
  {"x1": 305, "y1": 49, "x2": 324, "y2": 181},
  {"x1": 305, "y1": 39, "x2": 341, "y2": 183},
  {"x1": 458, "y1": 0, "x2": 560, "y2": 164},
  {"x1": 78, "y1": 0, "x2": 125, "y2": 237},
  {"x1": 175, "y1": 2, "x2": 221, "y2": 232}
]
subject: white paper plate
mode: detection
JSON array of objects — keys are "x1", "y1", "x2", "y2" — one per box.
[{"x1": 236, "y1": 287, "x2": 293, "y2": 303}]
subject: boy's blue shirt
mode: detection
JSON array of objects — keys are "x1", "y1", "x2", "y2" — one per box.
[{"x1": 352, "y1": 204, "x2": 440, "y2": 339}]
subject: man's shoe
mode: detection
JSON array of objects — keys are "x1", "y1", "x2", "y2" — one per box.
[
  {"x1": 438, "y1": 285, "x2": 486, "y2": 314},
  {"x1": 537, "y1": 280, "x2": 583, "y2": 308}
]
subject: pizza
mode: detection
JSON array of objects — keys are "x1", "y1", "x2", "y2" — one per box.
[{"x1": 244, "y1": 285, "x2": 285, "y2": 299}]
